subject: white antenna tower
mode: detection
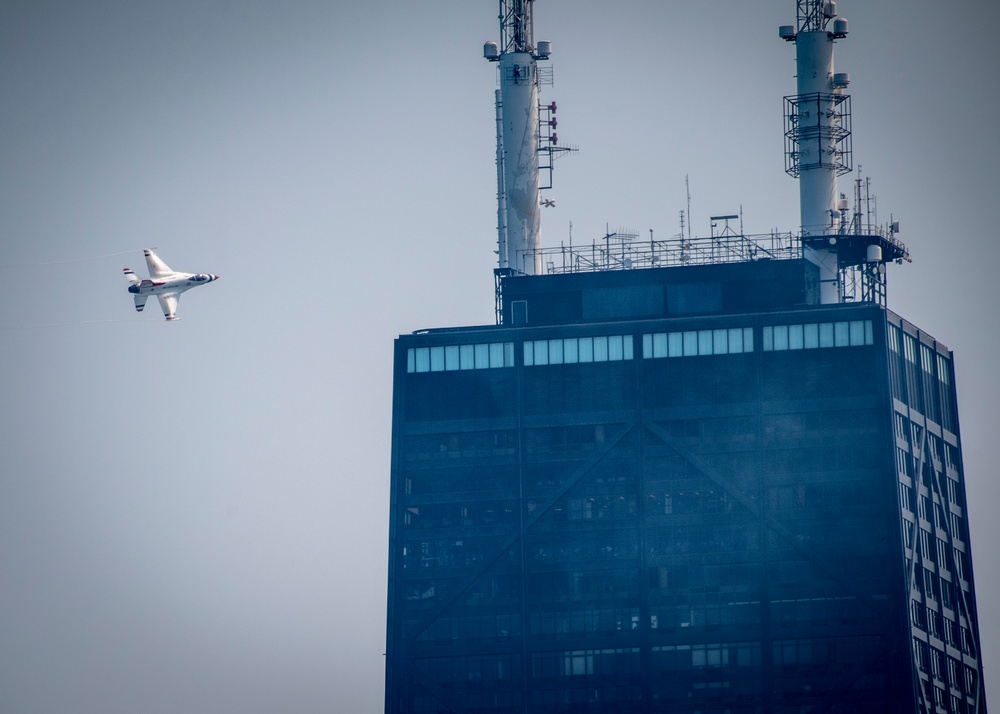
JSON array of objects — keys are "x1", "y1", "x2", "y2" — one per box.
[
  {"x1": 780, "y1": 0, "x2": 852, "y2": 303},
  {"x1": 484, "y1": 0, "x2": 551, "y2": 276}
]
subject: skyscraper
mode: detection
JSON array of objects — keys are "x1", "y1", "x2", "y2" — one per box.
[{"x1": 383, "y1": 2, "x2": 987, "y2": 712}]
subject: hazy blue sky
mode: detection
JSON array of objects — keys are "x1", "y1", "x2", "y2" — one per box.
[{"x1": 1, "y1": 1, "x2": 997, "y2": 711}]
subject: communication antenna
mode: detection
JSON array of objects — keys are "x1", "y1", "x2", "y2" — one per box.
[
  {"x1": 484, "y1": 0, "x2": 552, "y2": 276},
  {"x1": 779, "y1": 0, "x2": 852, "y2": 303}
]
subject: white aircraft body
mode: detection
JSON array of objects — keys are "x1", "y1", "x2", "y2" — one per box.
[{"x1": 123, "y1": 249, "x2": 219, "y2": 321}]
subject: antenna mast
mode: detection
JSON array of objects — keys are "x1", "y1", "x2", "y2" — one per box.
[
  {"x1": 484, "y1": 0, "x2": 551, "y2": 276},
  {"x1": 780, "y1": 0, "x2": 852, "y2": 303},
  {"x1": 685, "y1": 175, "x2": 692, "y2": 242}
]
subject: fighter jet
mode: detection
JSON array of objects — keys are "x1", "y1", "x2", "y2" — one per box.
[{"x1": 123, "y1": 249, "x2": 219, "y2": 321}]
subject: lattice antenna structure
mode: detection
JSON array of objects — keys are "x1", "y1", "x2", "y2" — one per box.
[{"x1": 500, "y1": 0, "x2": 534, "y2": 55}]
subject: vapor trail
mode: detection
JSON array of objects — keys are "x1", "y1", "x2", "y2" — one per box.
[
  {"x1": 0, "y1": 319, "x2": 162, "y2": 330},
  {"x1": 0, "y1": 249, "x2": 147, "y2": 270}
]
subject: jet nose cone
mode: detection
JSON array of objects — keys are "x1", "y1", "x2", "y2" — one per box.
[{"x1": 212, "y1": 275, "x2": 220, "y2": 281}]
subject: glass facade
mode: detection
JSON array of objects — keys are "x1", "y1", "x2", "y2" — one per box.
[
  {"x1": 886, "y1": 317, "x2": 986, "y2": 712},
  {"x1": 386, "y1": 286, "x2": 986, "y2": 713}
]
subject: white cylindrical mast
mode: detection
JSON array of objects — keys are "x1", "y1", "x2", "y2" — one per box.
[
  {"x1": 781, "y1": 0, "x2": 851, "y2": 304},
  {"x1": 485, "y1": 0, "x2": 544, "y2": 276},
  {"x1": 500, "y1": 50, "x2": 542, "y2": 275},
  {"x1": 796, "y1": 30, "x2": 837, "y2": 237}
]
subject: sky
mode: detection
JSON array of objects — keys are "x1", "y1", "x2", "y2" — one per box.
[{"x1": 1, "y1": 1, "x2": 997, "y2": 712}]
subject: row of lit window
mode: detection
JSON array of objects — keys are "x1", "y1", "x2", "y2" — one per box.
[
  {"x1": 651, "y1": 642, "x2": 761, "y2": 669},
  {"x1": 530, "y1": 648, "x2": 641, "y2": 678},
  {"x1": 530, "y1": 608, "x2": 639, "y2": 636},
  {"x1": 643, "y1": 327, "x2": 754, "y2": 359},
  {"x1": 524, "y1": 334, "x2": 634, "y2": 366},
  {"x1": 407, "y1": 342, "x2": 514, "y2": 373},
  {"x1": 762, "y1": 320, "x2": 873, "y2": 351},
  {"x1": 409, "y1": 320, "x2": 875, "y2": 373}
]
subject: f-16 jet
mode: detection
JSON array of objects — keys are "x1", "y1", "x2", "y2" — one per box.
[{"x1": 123, "y1": 249, "x2": 219, "y2": 321}]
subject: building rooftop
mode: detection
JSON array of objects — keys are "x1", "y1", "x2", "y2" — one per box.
[{"x1": 492, "y1": 229, "x2": 909, "y2": 325}]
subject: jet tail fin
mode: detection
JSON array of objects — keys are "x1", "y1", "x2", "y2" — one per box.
[
  {"x1": 123, "y1": 267, "x2": 141, "y2": 286},
  {"x1": 133, "y1": 295, "x2": 147, "y2": 312}
]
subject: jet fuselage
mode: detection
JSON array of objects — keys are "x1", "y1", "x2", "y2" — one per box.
[{"x1": 127, "y1": 273, "x2": 218, "y2": 296}]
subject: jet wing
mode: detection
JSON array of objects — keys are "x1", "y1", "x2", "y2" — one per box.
[
  {"x1": 156, "y1": 292, "x2": 181, "y2": 321},
  {"x1": 144, "y1": 249, "x2": 175, "y2": 279}
]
